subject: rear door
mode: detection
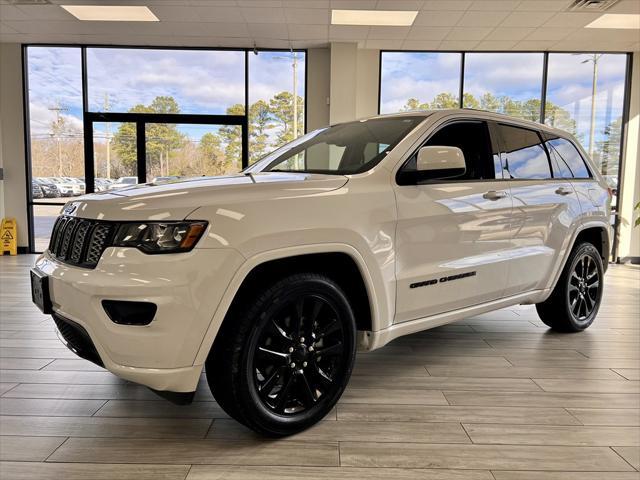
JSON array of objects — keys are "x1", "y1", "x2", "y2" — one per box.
[
  {"x1": 497, "y1": 123, "x2": 583, "y2": 296},
  {"x1": 393, "y1": 119, "x2": 513, "y2": 323}
]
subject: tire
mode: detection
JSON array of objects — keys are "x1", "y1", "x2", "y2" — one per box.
[
  {"x1": 206, "y1": 273, "x2": 356, "y2": 436},
  {"x1": 536, "y1": 242, "x2": 604, "y2": 332}
]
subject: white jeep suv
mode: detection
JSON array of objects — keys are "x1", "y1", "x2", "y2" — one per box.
[{"x1": 31, "y1": 109, "x2": 611, "y2": 436}]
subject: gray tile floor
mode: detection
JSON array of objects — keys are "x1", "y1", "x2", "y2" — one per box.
[{"x1": 1, "y1": 255, "x2": 639, "y2": 479}]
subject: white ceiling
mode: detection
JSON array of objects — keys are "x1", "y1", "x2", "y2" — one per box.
[{"x1": 0, "y1": 0, "x2": 638, "y2": 51}]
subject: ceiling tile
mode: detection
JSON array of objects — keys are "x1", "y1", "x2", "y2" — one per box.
[
  {"x1": 284, "y1": 8, "x2": 330, "y2": 24},
  {"x1": 475, "y1": 39, "x2": 517, "y2": 50},
  {"x1": 439, "y1": 39, "x2": 479, "y2": 50},
  {"x1": 524, "y1": 27, "x2": 572, "y2": 41},
  {"x1": 413, "y1": 10, "x2": 464, "y2": 26},
  {"x1": 149, "y1": 5, "x2": 200, "y2": 22},
  {"x1": 514, "y1": 39, "x2": 557, "y2": 50},
  {"x1": 290, "y1": 39, "x2": 330, "y2": 48},
  {"x1": 253, "y1": 37, "x2": 291, "y2": 48},
  {"x1": 606, "y1": 0, "x2": 640, "y2": 14},
  {"x1": 542, "y1": 12, "x2": 600, "y2": 27},
  {"x1": 500, "y1": 11, "x2": 555, "y2": 27},
  {"x1": 445, "y1": 26, "x2": 492, "y2": 40},
  {"x1": 0, "y1": 22, "x2": 18, "y2": 34},
  {"x1": 330, "y1": 0, "x2": 377, "y2": 8},
  {"x1": 375, "y1": 0, "x2": 424, "y2": 9},
  {"x1": 468, "y1": 0, "x2": 520, "y2": 11},
  {"x1": 401, "y1": 39, "x2": 442, "y2": 50},
  {"x1": 0, "y1": 4, "x2": 29, "y2": 21},
  {"x1": 329, "y1": 25, "x2": 369, "y2": 39},
  {"x1": 190, "y1": 7, "x2": 246, "y2": 23},
  {"x1": 423, "y1": 0, "x2": 472, "y2": 10},
  {"x1": 238, "y1": 0, "x2": 282, "y2": 6},
  {"x1": 517, "y1": 0, "x2": 572, "y2": 11},
  {"x1": 15, "y1": 4, "x2": 76, "y2": 21},
  {"x1": 247, "y1": 23, "x2": 289, "y2": 39},
  {"x1": 241, "y1": 7, "x2": 286, "y2": 23},
  {"x1": 282, "y1": 0, "x2": 330, "y2": 7},
  {"x1": 368, "y1": 26, "x2": 411, "y2": 39},
  {"x1": 484, "y1": 27, "x2": 534, "y2": 41},
  {"x1": 288, "y1": 23, "x2": 328, "y2": 40},
  {"x1": 407, "y1": 26, "x2": 451, "y2": 40},
  {"x1": 457, "y1": 10, "x2": 510, "y2": 27},
  {"x1": 365, "y1": 38, "x2": 404, "y2": 49}
]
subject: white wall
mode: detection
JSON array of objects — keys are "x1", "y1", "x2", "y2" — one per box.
[
  {"x1": 617, "y1": 51, "x2": 640, "y2": 262},
  {"x1": 306, "y1": 48, "x2": 330, "y2": 131},
  {"x1": 0, "y1": 43, "x2": 28, "y2": 249},
  {"x1": 329, "y1": 42, "x2": 379, "y2": 124}
]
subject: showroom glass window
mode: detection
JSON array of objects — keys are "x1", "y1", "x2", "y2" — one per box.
[
  {"x1": 379, "y1": 52, "x2": 462, "y2": 113},
  {"x1": 248, "y1": 51, "x2": 306, "y2": 164},
  {"x1": 24, "y1": 46, "x2": 306, "y2": 253},
  {"x1": 463, "y1": 53, "x2": 544, "y2": 122},
  {"x1": 26, "y1": 46, "x2": 85, "y2": 252},
  {"x1": 545, "y1": 53, "x2": 627, "y2": 189}
]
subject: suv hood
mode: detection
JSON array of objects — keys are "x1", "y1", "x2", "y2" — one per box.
[{"x1": 63, "y1": 172, "x2": 349, "y2": 221}]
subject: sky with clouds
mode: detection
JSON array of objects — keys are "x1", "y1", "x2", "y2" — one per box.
[{"x1": 380, "y1": 51, "x2": 627, "y2": 148}]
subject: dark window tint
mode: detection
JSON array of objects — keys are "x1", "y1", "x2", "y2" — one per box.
[
  {"x1": 401, "y1": 121, "x2": 497, "y2": 182},
  {"x1": 546, "y1": 137, "x2": 591, "y2": 179},
  {"x1": 499, "y1": 124, "x2": 551, "y2": 179}
]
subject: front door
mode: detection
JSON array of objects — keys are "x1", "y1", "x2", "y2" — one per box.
[{"x1": 393, "y1": 120, "x2": 513, "y2": 323}]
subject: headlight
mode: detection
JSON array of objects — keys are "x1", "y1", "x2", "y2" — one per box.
[{"x1": 113, "y1": 221, "x2": 207, "y2": 254}]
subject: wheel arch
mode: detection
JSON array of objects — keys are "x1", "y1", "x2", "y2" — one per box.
[{"x1": 193, "y1": 244, "x2": 379, "y2": 366}]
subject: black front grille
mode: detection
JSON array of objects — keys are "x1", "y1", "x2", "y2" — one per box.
[
  {"x1": 52, "y1": 314, "x2": 104, "y2": 367},
  {"x1": 48, "y1": 216, "x2": 116, "y2": 269}
]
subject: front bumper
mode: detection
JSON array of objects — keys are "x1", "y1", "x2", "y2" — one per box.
[{"x1": 34, "y1": 246, "x2": 244, "y2": 392}]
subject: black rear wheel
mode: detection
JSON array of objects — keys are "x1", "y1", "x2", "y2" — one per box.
[
  {"x1": 536, "y1": 242, "x2": 604, "y2": 332},
  {"x1": 206, "y1": 273, "x2": 356, "y2": 436}
]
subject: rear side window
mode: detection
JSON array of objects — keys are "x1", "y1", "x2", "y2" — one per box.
[
  {"x1": 546, "y1": 137, "x2": 591, "y2": 179},
  {"x1": 498, "y1": 124, "x2": 551, "y2": 180}
]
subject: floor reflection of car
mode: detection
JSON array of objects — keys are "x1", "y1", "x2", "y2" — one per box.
[
  {"x1": 31, "y1": 180, "x2": 44, "y2": 199},
  {"x1": 108, "y1": 176, "x2": 138, "y2": 190},
  {"x1": 34, "y1": 178, "x2": 61, "y2": 198}
]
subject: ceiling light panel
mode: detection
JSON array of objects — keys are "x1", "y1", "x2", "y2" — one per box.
[
  {"x1": 585, "y1": 13, "x2": 640, "y2": 28},
  {"x1": 331, "y1": 9, "x2": 418, "y2": 26},
  {"x1": 61, "y1": 5, "x2": 159, "y2": 22}
]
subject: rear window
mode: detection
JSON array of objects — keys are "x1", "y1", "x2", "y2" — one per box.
[
  {"x1": 498, "y1": 124, "x2": 551, "y2": 180},
  {"x1": 546, "y1": 137, "x2": 591, "y2": 179}
]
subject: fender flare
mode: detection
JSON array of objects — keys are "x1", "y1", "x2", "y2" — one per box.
[
  {"x1": 191, "y1": 243, "x2": 381, "y2": 366},
  {"x1": 543, "y1": 220, "x2": 611, "y2": 299}
]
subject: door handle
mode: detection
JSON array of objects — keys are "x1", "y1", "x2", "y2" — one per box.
[
  {"x1": 555, "y1": 186, "x2": 573, "y2": 196},
  {"x1": 483, "y1": 190, "x2": 508, "y2": 201}
]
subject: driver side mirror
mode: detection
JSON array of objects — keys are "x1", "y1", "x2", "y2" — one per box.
[{"x1": 416, "y1": 146, "x2": 466, "y2": 180}]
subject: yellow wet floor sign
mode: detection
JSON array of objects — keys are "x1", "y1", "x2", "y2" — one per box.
[{"x1": 1, "y1": 218, "x2": 17, "y2": 255}]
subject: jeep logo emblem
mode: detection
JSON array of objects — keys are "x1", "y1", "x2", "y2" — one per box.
[{"x1": 62, "y1": 203, "x2": 78, "y2": 216}]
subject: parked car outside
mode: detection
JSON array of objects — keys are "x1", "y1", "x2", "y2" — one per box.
[
  {"x1": 32, "y1": 110, "x2": 611, "y2": 436},
  {"x1": 31, "y1": 180, "x2": 44, "y2": 199},
  {"x1": 34, "y1": 178, "x2": 61, "y2": 198},
  {"x1": 49, "y1": 177, "x2": 79, "y2": 197}
]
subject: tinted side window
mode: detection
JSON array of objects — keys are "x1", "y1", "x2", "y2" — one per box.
[
  {"x1": 546, "y1": 137, "x2": 591, "y2": 179},
  {"x1": 499, "y1": 124, "x2": 551, "y2": 180},
  {"x1": 400, "y1": 121, "x2": 496, "y2": 182}
]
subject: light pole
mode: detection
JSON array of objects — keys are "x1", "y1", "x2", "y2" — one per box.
[
  {"x1": 582, "y1": 54, "x2": 602, "y2": 160},
  {"x1": 272, "y1": 50, "x2": 299, "y2": 140}
]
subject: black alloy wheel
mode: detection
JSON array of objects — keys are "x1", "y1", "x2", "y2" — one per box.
[
  {"x1": 252, "y1": 294, "x2": 346, "y2": 415},
  {"x1": 568, "y1": 253, "x2": 601, "y2": 323}
]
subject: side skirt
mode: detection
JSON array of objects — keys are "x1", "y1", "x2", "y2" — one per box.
[{"x1": 357, "y1": 289, "x2": 550, "y2": 351}]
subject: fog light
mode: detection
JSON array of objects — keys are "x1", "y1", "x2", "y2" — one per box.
[{"x1": 102, "y1": 300, "x2": 157, "y2": 326}]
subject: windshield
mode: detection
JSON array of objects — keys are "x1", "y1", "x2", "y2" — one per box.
[{"x1": 248, "y1": 116, "x2": 425, "y2": 175}]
